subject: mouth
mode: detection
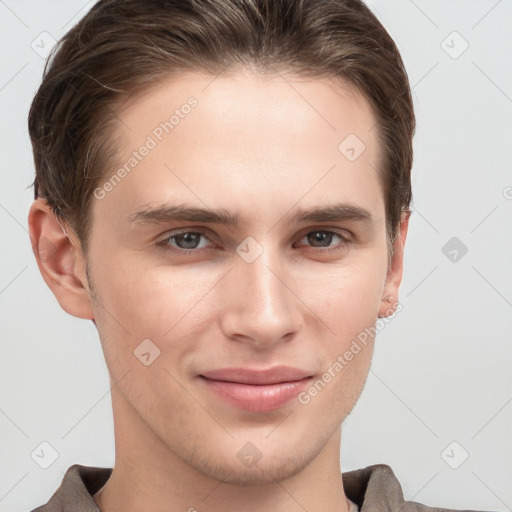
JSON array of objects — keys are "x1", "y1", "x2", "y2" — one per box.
[{"x1": 199, "y1": 366, "x2": 313, "y2": 412}]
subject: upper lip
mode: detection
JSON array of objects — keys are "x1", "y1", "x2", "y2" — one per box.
[{"x1": 200, "y1": 366, "x2": 312, "y2": 385}]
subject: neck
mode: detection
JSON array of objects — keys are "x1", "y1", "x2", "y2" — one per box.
[{"x1": 94, "y1": 388, "x2": 351, "y2": 512}]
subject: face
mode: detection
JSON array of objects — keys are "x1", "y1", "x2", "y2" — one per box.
[{"x1": 30, "y1": 70, "x2": 407, "y2": 485}]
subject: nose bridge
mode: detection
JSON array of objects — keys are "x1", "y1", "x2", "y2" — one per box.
[
  {"x1": 220, "y1": 242, "x2": 301, "y2": 344},
  {"x1": 244, "y1": 247, "x2": 286, "y2": 312}
]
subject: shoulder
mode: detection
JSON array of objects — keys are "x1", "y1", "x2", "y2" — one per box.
[
  {"x1": 29, "y1": 464, "x2": 112, "y2": 512},
  {"x1": 343, "y1": 464, "x2": 498, "y2": 512}
]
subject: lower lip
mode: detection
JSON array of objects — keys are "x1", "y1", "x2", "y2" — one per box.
[{"x1": 200, "y1": 376, "x2": 312, "y2": 412}]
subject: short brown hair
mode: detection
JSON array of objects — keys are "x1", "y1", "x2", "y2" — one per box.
[{"x1": 28, "y1": 0, "x2": 415, "y2": 257}]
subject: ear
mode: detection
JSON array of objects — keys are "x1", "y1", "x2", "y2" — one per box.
[
  {"x1": 28, "y1": 198, "x2": 95, "y2": 320},
  {"x1": 378, "y1": 210, "x2": 410, "y2": 318}
]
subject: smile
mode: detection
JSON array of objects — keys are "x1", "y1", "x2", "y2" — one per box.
[{"x1": 199, "y1": 366, "x2": 313, "y2": 412}]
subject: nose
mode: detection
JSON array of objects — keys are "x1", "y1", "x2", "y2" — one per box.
[{"x1": 218, "y1": 247, "x2": 303, "y2": 348}]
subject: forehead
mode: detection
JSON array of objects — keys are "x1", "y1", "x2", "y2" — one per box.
[
  {"x1": 94, "y1": 70, "x2": 384, "y2": 228},
  {"x1": 116, "y1": 70, "x2": 378, "y2": 150}
]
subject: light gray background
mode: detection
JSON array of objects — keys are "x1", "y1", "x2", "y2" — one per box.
[{"x1": 1, "y1": 1, "x2": 511, "y2": 510}]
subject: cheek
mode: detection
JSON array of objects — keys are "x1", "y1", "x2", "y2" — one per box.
[
  {"x1": 296, "y1": 256, "x2": 384, "y2": 400},
  {"x1": 90, "y1": 255, "x2": 226, "y2": 372},
  {"x1": 296, "y1": 332, "x2": 374, "y2": 431},
  {"x1": 93, "y1": 250, "x2": 216, "y2": 328},
  {"x1": 300, "y1": 295, "x2": 376, "y2": 420},
  {"x1": 299, "y1": 256, "x2": 386, "y2": 334}
]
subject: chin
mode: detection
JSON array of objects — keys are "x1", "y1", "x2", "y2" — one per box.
[{"x1": 190, "y1": 448, "x2": 312, "y2": 486}]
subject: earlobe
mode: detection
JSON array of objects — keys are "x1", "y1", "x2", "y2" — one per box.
[
  {"x1": 377, "y1": 294, "x2": 393, "y2": 318},
  {"x1": 28, "y1": 198, "x2": 95, "y2": 320},
  {"x1": 378, "y1": 210, "x2": 410, "y2": 318}
]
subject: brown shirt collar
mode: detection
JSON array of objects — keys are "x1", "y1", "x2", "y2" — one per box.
[{"x1": 31, "y1": 463, "x2": 490, "y2": 512}]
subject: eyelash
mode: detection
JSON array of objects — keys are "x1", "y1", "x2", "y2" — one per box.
[{"x1": 156, "y1": 228, "x2": 353, "y2": 256}]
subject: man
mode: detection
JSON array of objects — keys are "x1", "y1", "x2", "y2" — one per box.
[{"x1": 26, "y1": 0, "x2": 490, "y2": 510}]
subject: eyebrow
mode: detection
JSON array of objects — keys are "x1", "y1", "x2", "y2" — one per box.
[
  {"x1": 128, "y1": 205, "x2": 239, "y2": 225},
  {"x1": 288, "y1": 203, "x2": 373, "y2": 226},
  {"x1": 128, "y1": 202, "x2": 373, "y2": 227}
]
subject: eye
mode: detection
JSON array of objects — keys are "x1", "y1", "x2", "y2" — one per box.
[
  {"x1": 156, "y1": 228, "x2": 352, "y2": 256},
  {"x1": 158, "y1": 230, "x2": 214, "y2": 252},
  {"x1": 295, "y1": 230, "x2": 352, "y2": 251}
]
